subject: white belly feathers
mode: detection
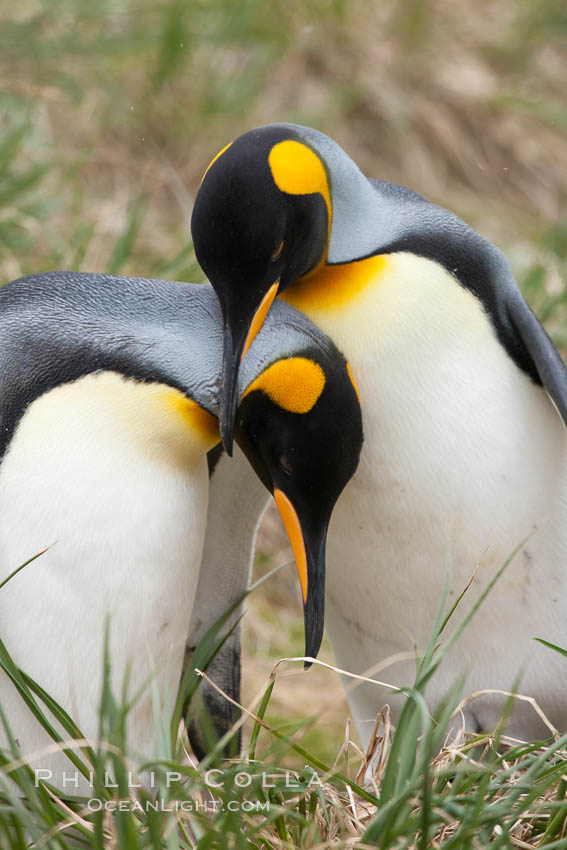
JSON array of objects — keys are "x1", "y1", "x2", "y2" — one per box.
[
  {"x1": 0, "y1": 371, "x2": 210, "y2": 783},
  {"x1": 296, "y1": 252, "x2": 567, "y2": 743}
]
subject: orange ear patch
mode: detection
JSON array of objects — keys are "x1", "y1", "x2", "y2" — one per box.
[
  {"x1": 200, "y1": 141, "x2": 233, "y2": 185},
  {"x1": 242, "y1": 357, "x2": 325, "y2": 414},
  {"x1": 268, "y1": 140, "x2": 331, "y2": 225}
]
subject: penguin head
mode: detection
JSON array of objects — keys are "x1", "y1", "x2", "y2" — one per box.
[
  {"x1": 234, "y1": 345, "x2": 362, "y2": 664},
  {"x1": 192, "y1": 125, "x2": 332, "y2": 452}
]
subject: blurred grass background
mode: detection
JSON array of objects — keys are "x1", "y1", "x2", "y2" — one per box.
[{"x1": 1, "y1": 0, "x2": 566, "y2": 764}]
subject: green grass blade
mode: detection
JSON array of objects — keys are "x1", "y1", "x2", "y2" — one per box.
[
  {"x1": 0, "y1": 549, "x2": 48, "y2": 591},
  {"x1": 534, "y1": 637, "x2": 567, "y2": 659},
  {"x1": 0, "y1": 637, "x2": 91, "y2": 780},
  {"x1": 248, "y1": 680, "x2": 275, "y2": 762}
]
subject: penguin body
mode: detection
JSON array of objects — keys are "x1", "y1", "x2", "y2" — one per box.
[
  {"x1": 0, "y1": 371, "x2": 212, "y2": 771},
  {"x1": 0, "y1": 273, "x2": 221, "y2": 786},
  {"x1": 0, "y1": 271, "x2": 362, "y2": 784},
  {"x1": 192, "y1": 124, "x2": 567, "y2": 745},
  {"x1": 300, "y1": 251, "x2": 567, "y2": 741}
]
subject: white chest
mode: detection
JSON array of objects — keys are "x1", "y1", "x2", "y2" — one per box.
[
  {"x1": 293, "y1": 253, "x2": 567, "y2": 742},
  {"x1": 0, "y1": 372, "x2": 210, "y2": 785}
]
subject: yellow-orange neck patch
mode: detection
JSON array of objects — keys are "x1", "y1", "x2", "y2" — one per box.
[
  {"x1": 164, "y1": 389, "x2": 220, "y2": 449},
  {"x1": 242, "y1": 357, "x2": 325, "y2": 414},
  {"x1": 200, "y1": 141, "x2": 233, "y2": 185},
  {"x1": 281, "y1": 254, "x2": 389, "y2": 313},
  {"x1": 268, "y1": 140, "x2": 332, "y2": 230}
]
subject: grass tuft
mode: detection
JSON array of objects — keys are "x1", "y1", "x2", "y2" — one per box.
[{"x1": 2, "y1": 549, "x2": 567, "y2": 847}]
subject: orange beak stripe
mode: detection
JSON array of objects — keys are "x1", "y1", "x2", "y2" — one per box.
[
  {"x1": 274, "y1": 489, "x2": 308, "y2": 603},
  {"x1": 241, "y1": 282, "x2": 279, "y2": 361},
  {"x1": 346, "y1": 362, "x2": 361, "y2": 404}
]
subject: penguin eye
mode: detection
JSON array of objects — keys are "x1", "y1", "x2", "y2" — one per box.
[
  {"x1": 279, "y1": 454, "x2": 292, "y2": 476},
  {"x1": 271, "y1": 240, "x2": 284, "y2": 262}
]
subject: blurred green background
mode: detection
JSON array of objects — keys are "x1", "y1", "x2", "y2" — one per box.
[{"x1": 1, "y1": 0, "x2": 567, "y2": 762}]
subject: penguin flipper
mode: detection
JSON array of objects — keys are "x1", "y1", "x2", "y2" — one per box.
[
  {"x1": 507, "y1": 290, "x2": 567, "y2": 427},
  {"x1": 185, "y1": 629, "x2": 242, "y2": 760},
  {"x1": 184, "y1": 446, "x2": 271, "y2": 759}
]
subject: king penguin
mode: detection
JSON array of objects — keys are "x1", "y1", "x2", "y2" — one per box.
[
  {"x1": 191, "y1": 123, "x2": 567, "y2": 746},
  {"x1": 0, "y1": 270, "x2": 362, "y2": 786}
]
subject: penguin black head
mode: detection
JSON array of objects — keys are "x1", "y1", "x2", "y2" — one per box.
[
  {"x1": 234, "y1": 347, "x2": 362, "y2": 664},
  {"x1": 192, "y1": 125, "x2": 331, "y2": 452}
]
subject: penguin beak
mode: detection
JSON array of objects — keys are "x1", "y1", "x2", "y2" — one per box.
[
  {"x1": 220, "y1": 282, "x2": 280, "y2": 455},
  {"x1": 273, "y1": 489, "x2": 326, "y2": 667},
  {"x1": 220, "y1": 326, "x2": 241, "y2": 457}
]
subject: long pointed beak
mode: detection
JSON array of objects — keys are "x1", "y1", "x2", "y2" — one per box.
[
  {"x1": 241, "y1": 282, "x2": 279, "y2": 360},
  {"x1": 273, "y1": 489, "x2": 327, "y2": 667},
  {"x1": 220, "y1": 326, "x2": 241, "y2": 456},
  {"x1": 220, "y1": 282, "x2": 280, "y2": 455}
]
